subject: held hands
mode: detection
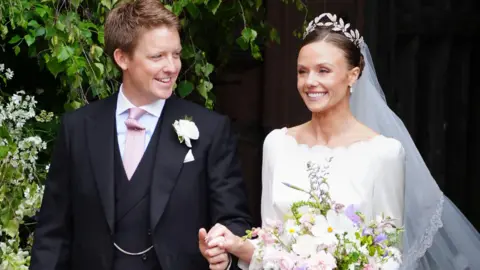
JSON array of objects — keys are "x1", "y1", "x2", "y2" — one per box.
[
  {"x1": 198, "y1": 227, "x2": 231, "y2": 270},
  {"x1": 199, "y1": 224, "x2": 242, "y2": 270},
  {"x1": 207, "y1": 223, "x2": 242, "y2": 253}
]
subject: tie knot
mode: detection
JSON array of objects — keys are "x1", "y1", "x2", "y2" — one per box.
[
  {"x1": 128, "y1": 107, "x2": 146, "y2": 120},
  {"x1": 125, "y1": 108, "x2": 146, "y2": 130}
]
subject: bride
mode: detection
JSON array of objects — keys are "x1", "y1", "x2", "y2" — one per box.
[{"x1": 200, "y1": 13, "x2": 480, "y2": 270}]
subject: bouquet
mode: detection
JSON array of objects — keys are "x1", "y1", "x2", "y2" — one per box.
[{"x1": 244, "y1": 161, "x2": 403, "y2": 270}]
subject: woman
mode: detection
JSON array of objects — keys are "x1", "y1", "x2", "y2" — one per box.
[{"x1": 202, "y1": 13, "x2": 480, "y2": 270}]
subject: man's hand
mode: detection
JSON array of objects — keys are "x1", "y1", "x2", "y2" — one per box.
[
  {"x1": 205, "y1": 223, "x2": 241, "y2": 253},
  {"x1": 199, "y1": 228, "x2": 231, "y2": 270},
  {"x1": 205, "y1": 223, "x2": 255, "y2": 264}
]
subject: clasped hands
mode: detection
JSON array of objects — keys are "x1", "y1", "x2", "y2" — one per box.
[{"x1": 198, "y1": 223, "x2": 242, "y2": 270}]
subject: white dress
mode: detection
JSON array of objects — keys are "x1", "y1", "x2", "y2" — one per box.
[{"x1": 239, "y1": 128, "x2": 406, "y2": 269}]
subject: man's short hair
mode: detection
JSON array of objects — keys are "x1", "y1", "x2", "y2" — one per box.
[{"x1": 104, "y1": 0, "x2": 180, "y2": 58}]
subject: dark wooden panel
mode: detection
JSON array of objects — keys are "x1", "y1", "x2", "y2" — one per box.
[
  {"x1": 214, "y1": 61, "x2": 264, "y2": 225},
  {"x1": 364, "y1": 0, "x2": 480, "y2": 229}
]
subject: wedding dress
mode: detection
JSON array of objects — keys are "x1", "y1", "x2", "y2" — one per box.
[
  {"x1": 239, "y1": 127, "x2": 406, "y2": 270},
  {"x1": 260, "y1": 128, "x2": 405, "y2": 233}
]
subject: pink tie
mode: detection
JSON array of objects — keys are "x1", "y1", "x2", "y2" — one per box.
[{"x1": 123, "y1": 107, "x2": 146, "y2": 180}]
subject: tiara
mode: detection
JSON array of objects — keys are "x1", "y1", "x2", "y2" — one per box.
[{"x1": 303, "y1": 13, "x2": 364, "y2": 48}]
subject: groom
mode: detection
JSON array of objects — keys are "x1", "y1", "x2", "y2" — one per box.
[{"x1": 29, "y1": 0, "x2": 251, "y2": 269}]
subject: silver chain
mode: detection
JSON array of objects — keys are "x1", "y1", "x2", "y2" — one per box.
[{"x1": 113, "y1": 242, "x2": 154, "y2": 256}]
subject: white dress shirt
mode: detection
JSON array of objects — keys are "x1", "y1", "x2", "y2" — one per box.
[{"x1": 115, "y1": 85, "x2": 165, "y2": 158}]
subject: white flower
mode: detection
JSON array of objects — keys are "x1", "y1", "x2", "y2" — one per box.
[
  {"x1": 292, "y1": 234, "x2": 320, "y2": 258},
  {"x1": 382, "y1": 259, "x2": 401, "y2": 270},
  {"x1": 5, "y1": 68, "x2": 14, "y2": 80},
  {"x1": 311, "y1": 210, "x2": 356, "y2": 246},
  {"x1": 11, "y1": 93, "x2": 22, "y2": 105},
  {"x1": 297, "y1": 205, "x2": 312, "y2": 215},
  {"x1": 276, "y1": 219, "x2": 300, "y2": 246},
  {"x1": 172, "y1": 118, "x2": 199, "y2": 148},
  {"x1": 276, "y1": 219, "x2": 299, "y2": 246},
  {"x1": 311, "y1": 217, "x2": 338, "y2": 246},
  {"x1": 388, "y1": 247, "x2": 402, "y2": 260},
  {"x1": 263, "y1": 261, "x2": 280, "y2": 270},
  {"x1": 0, "y1": 63, "x2": 4, "y2": 72},
  {"x1": 284, "y1": 219, "x2": 300, "y2": 237},
  {"x1": 380, "y1": 256, "x2": 401, "y2": 270}
]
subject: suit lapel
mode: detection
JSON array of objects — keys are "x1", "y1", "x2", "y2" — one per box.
[
  {"x1": 85, "y1": 94, "x2": 117, "y2": 234},
  {"x1": 150, "y1": 97, "x2": 189, "y2": 231}
]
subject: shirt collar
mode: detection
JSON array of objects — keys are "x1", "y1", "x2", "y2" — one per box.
[{"x1": 116, "y1": 84, "x2": 165, "y2": 117}]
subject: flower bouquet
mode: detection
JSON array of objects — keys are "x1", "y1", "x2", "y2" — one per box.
[{"x1": 244, "y1": 161, "x2": 403, "y2": 270}]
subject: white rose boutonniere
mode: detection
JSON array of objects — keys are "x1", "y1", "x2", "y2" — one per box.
[{"x1": 172, "y1": 116, "x2": 199, "y2": 148}]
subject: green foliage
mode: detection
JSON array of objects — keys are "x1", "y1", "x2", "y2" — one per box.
[
  {"x1": 1, "y1": 0, "x2": 120, "y2": 110},
  {"x1": 0, "y1": 0, "x2": 305, "y2": 109},
  {"x1": 0, "y1": 66, "x2": 55, "y2": 269}
]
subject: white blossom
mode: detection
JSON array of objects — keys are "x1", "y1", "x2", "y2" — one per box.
[
  {"x1": 172, "y1": 119, "x2": 199, "y2": 148},
  {"x1": 0, "y1": 88, "x2": 51, "y2": 270},
  {"x1": 5, "y1": 68, "x2": 14, "y2": 80}
]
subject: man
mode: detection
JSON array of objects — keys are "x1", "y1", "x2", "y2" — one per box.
[{"x1": 29, "y1": 0, "x2": 251, "y2": 269}]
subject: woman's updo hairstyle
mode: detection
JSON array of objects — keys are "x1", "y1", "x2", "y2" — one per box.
[{"x1": 301, "y1": 13, "x2": 365, "y2": 77}]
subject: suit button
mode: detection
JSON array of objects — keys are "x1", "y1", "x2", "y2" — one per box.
[
  {"x1": 147, "y1": 229, "x2": 151, "y2": 235},
  {"x1": 142, "y1": 253, "x2": 147, "y2": 261}
]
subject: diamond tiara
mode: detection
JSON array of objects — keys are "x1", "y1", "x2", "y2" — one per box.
[{"x1": 303, "y1": 13, "x2": 364, "y2": 48}]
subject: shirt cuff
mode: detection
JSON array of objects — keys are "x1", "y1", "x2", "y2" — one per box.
[{"x1": 226, "y1": 254, "x2": 232, "y2": 270}]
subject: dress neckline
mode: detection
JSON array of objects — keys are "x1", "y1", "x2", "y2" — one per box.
[{"x1": 280, "y1": 127, "x2": 385, "y2": 151}]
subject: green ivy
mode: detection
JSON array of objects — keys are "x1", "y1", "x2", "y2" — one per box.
[{"x1": 0, "y1": 0, "x2": 307, "y2": 109}]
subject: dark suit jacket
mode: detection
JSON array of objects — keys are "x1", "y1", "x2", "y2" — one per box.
[{"x1": 30, "y1": 94, "x2": 252, "y2": 270}]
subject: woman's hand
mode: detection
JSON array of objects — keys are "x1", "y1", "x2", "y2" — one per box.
[
  {"x1": 205, "y1": 223, "x2": 255, "y2": 263},
  {"x1": 199, "y1": 228, "x2": 231, "y2": 270}
]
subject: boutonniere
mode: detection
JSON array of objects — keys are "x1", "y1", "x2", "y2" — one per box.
[{"x1": 172, "y1": 116, "x2": 199, "y2": 148}]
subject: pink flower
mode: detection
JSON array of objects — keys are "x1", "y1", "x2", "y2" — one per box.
[
  {"x1": 257, "y1": 230, "x2": 276, "y2": 245},
  {"x1": 251, "y1": 227, "x2": 262, "y2": 237},
  {"x1": 262, "y1": 249, "x2": 299, "y2": 270},
  {"x1": 365, "y1": 257, "x2": 379, "y2": 269},
  {"x1": 263, "y1": 248, "x2": 282, "y2": 263},
  {"x1": 265, "y1": 218, "x2": 283, "y2": 231},
  {"x1": 307, "y1": 250, "x2": 337, "y2": 270},
  {"x1": 363, "y1": 264, "x2": 375, "y2": 270},
  {"x1": 299, "y1": 213, "x2": 314, "y2": 224},
  {"x1": 278, "y1": 252, "x2": 297, "y2": 270}
]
